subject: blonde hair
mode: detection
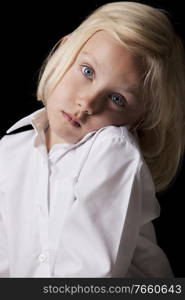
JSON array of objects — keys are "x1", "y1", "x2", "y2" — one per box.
[{"x1": 37, "y1": 2, "x2": 185, "y2": 193}]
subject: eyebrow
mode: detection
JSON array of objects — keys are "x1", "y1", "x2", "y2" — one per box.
[
  {"x1": 81, "y1": 51, "x2": 98, "y2": 67},
  {"x1": 122, "y1": 84, "x2": 139, "y2": 97},
  {"x1": 80, "y1": 51, "x2": 139, "y2": 99}
]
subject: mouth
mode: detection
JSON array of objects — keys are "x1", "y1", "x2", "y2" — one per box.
[{"x1": 62, "y1": 111, "x2": 81, "y2": 127}]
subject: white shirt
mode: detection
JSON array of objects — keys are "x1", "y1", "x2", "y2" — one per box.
[{"x1": 0, "y1": 108, "x2": 173, "y2": 277}]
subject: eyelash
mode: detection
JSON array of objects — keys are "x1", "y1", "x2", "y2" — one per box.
[
  {"x1": 81, "y1": 64, "x2": 126, "y2": 108},
  {"x1": 81, "y1": 65, "x2": 94, "y2": 80}
]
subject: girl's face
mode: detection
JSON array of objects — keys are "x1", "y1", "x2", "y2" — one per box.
[{"x1": 45, "y1": 31, "x2": 144, "y2": 149}]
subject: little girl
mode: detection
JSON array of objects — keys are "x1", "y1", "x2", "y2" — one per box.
[{"x1": 0, "y1": 2, "x2": 185, "y2": 277}]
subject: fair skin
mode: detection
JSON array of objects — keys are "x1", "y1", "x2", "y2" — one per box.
[{"x1": 45, "y1": 31, "x2": 144, "y2": 151}]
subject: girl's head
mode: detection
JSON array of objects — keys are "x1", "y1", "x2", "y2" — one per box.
[
  {"x1": 37, "y1": 1, "x2": 185, "y2": 193},
  {"x1": 43, "y1": 30, "x2": 144, "y2": 147}
]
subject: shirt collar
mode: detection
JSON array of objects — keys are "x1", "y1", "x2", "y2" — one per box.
[
  {"x1": 6, "y1": 107, "x2": 98, "y2": 149},
  {"x1": 6, "y1": 107, "x2": 48, "y2": 134},
  {"x1": 6, "y1": 107, "x2": 133, "y2": 150}
]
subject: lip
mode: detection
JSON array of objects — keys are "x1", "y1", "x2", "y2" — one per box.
[{"x1": 62, "y1": 111, "x2": 81, "y2": 127}]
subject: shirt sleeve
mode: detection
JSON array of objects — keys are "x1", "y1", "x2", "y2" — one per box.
[
  {"x1": 73, "y1": 134, "x2": 173, "y2": 277},
  {"x1": 0, "y1": 194, "x2": 9, "y2": 277},
  {"x1": 0, "y1": 138, "x2": 9, "y2": 277},
  {"x1": 111, "y1": 159, "x2": 174, "y2": 277},
  {"x1": 125, "y1": 222, "x2": 174, "y2": 277}
]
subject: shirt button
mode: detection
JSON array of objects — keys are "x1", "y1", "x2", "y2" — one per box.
[{"x1": 38, "y1": 253, "x2": 48, "y2": 263}]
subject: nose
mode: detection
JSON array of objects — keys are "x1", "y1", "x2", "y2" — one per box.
[
  {"x1": 76, "y1": 93, "x2": 104, "y2": 115},
  {"x1": 77, "y1": 99, "x2": 93, "y2": 115}
]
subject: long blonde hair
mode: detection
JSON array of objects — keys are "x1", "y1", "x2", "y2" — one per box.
[{"x1": 37, "y1": 2, "x2": 185, "y2": 193}]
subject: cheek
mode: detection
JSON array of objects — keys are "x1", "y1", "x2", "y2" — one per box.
[
  {"x1": 62, "y1": 67, "x2": 82, "y2": 87},
  {"x1": 89, "y1": 111, "x2": 122, "y2": 129},
  {"x1": 46, "y1": 92, "x2": 60, "y2": 110},
  {"x1": 46, "y1": 82, "x2": 71, "y2": 109},
  {"x1": 57, "y1": 72, "x2": 81, "y2": 99},
  {"x1": 47, "y1": 66, "x2": 86, "y2": 107},
  {"x1": 121, "y1": 105, "x2": 143, "y2": 126},
  {"x1": 130, "y1": 101, "x2": 144, "y2": 119}
]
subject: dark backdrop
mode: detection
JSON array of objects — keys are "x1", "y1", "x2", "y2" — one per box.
[{"x1": 1, "y1": 0, "x2": 185, "y2": 277}]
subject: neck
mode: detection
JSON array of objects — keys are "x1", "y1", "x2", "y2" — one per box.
[{"x1": 45, "y1": 126, "x2": 52, "y2": 152}]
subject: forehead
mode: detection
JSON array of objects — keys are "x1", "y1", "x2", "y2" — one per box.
[{"x1": 79, "y1": 31, "x2": 139, "y2": 86}]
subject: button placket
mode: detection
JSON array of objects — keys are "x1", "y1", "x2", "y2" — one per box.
[
  {"x1": 38, "y1": 252, "x2": 49, "y2": 263},
  {"x1": 37, "y1": 156, "x2": 50, "y2": 274}
]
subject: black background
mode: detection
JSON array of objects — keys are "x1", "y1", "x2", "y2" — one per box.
[{"x1": 1, "y1": 0, "x2": 185, "y2": 277}]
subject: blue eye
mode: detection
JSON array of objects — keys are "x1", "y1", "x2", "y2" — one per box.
[
  {"x1": 82, "y1": 65, "x2": 94, "y2": 79},
  {"x1": 110, "y1": 93, "x2": 126, "y2": 106}
]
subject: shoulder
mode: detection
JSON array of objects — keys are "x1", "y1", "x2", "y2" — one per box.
[
  {"x1": 87, "y1": 125, "x2": 143, "y2": 165},
  {"x1": 93, "y1": 125, "x2": 137, "y2": 144},
  {"x1": 80, "y1": 125, "x2": 156, "y2": 193},
  {"x1": 0, "y1": 107, "x2": 46, "y2": 154},
  {"x1": 78, "y1": 125, "x2": 146, "y2": 182},
  {"x1": 0, "y1": 128, "x2": 34, "y2": 159},
  {"x1": 86, "y1": 126, "x2": 159, "y2": 222},
  {"x1": 0, "y1": 129, "x2": 35, "y2": 184}
]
